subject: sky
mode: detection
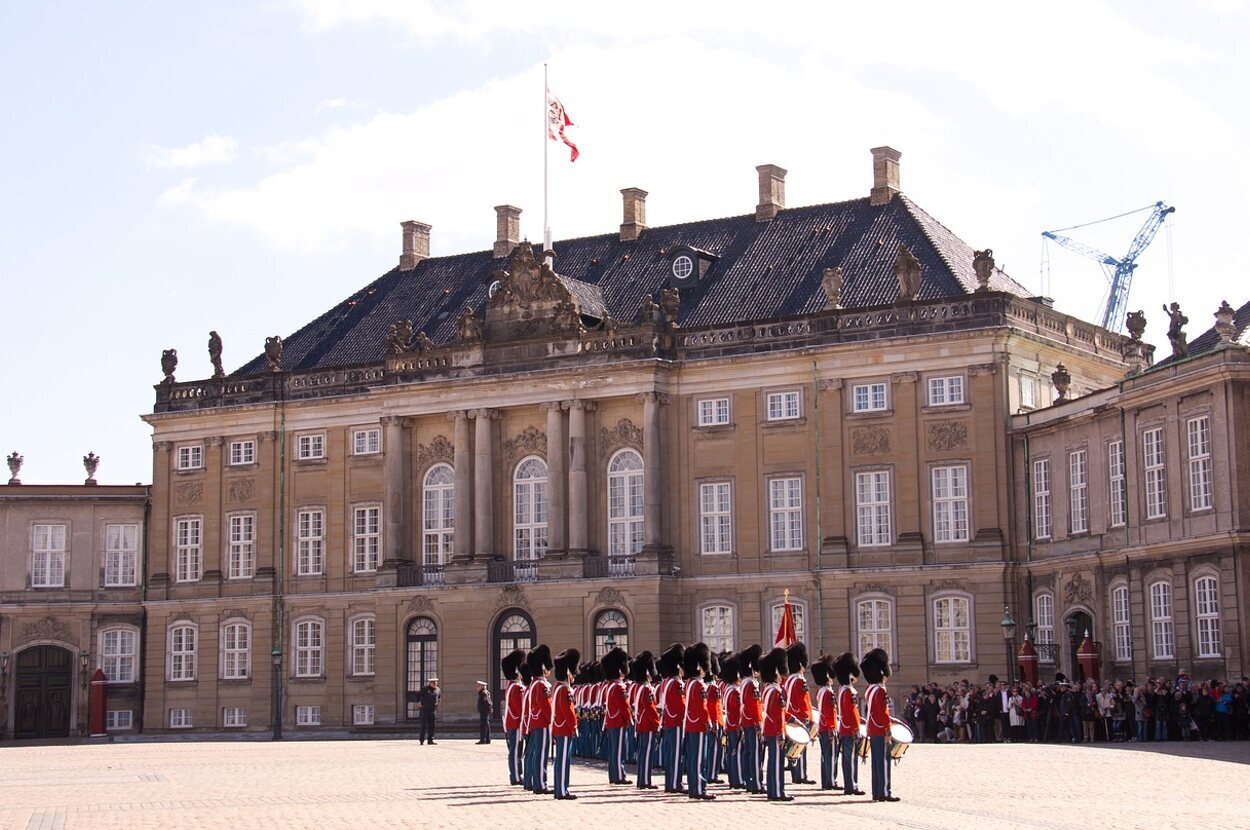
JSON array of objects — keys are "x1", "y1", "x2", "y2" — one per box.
[{"x1": 2, "y1": 0, "x2": 1247, "y2": 486}]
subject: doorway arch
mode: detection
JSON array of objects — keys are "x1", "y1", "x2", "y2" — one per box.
[
  {"x1": 491, "y1": 609, "x2": 536, "y2": 719},
  {"x1": 405, "y1": 617, "x2": 439, "y2": 721},
  {"x1": 1064, "y1": 609, "x2": 1094, "y2": 682},
  {"x1": 14, "y1": 645, "x2": 73, "y2": 739}
]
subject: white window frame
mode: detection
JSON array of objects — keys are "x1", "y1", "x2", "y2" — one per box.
[
  {"x1": 351, "y1": 504, "x2": 381, "y2": 573},
  {"x1": 227, "y1": 512, "x2": 256, "y2": 580},
  {"x1": 1069, "y1": 449, "x2": 1089, "y2": 534},
  {"x1": 221, "y1": 620, "x2": 251, "y2": 680},
  {"x1": 352, "y1": 427, "x2": 382, "y2": 456},
  {"x1": 927, "y1": 375, "x2": 965, "y2": 406},
  {"x1": 855, "y1": 595, "x2": 894, "y2": 659},
  {"x1": 767, "y1": 475, "x2": 804, "y2": 551},
  {"x1": 1108, "y1": 440, "x2": 1126, "y2": 528},
  {"x1": 350, "y1": 616, "x2": 376, "y2": 677},
  {"x1": 769, "y1": 599, "x2": 807, "y2": 645},
  {"x1": 1111, "y1": 583, "x2": 1132, "y2": 663},
  {"x1": 31, "y1": 523, "x2": 67, "y2": 588},
  {"x1": 698, "y1": 480, "x2": 733, "y2": 555},
  {"x1": 607, "y1": 449, "x2": 644, "y2": 557},
  {"x1": 855, "y1": 470, "x2": 892, "y2": 547},
  {"x1": 169, "y1": 708, "x2": 193, "y2": 729},
  {"x1": 699, "y1": 604, "x2": 735, "y2": 654},
  {"x1": 174, "y1": 516, "x2": 203, "y2": 583},
  {"x1": 106, "y1": 710, "x2": 134, "y2": 731},
  {"x1": 104, "y1": 523, "x2": 139, "y2": 587},
  {"x1": 1020, "y1": 374, "x2": 1037, "y2": 410},
  {"x1": 1149, "y1": 579, "x2": 1174, "y2": 660},
  {"x1": 513, "y1": 456, "x2": 549, "y2": 561},
  {"x1": 697, "y1": 397, "x2": 731, "y2": 427},
  {"x1": 223, "y1": 707, "x2": 247, "y2": 728},
  {"x1": 293, "y1": 618, "x2": 325, "y2": 678},
  {"x1": 931, "y1": 465, "x2": 969, "y2": 543},
  {"x1": 168, "y1": 624, "x2": 197, "y2": 682},
  {"x1": 1032, "y1": 458, "x2": 1052, "y2": 540},
  {"x1": 422, "y1": 464, "x2": 455, "y2": 567},
  {"x1": 296, "y1": 433, "x2": 326, "y2": 461},
  {"x1": 296, "y1": 705, "x2": 321, "y2": 726},
  {"x1": 1187, "y1": 416, "x2": 1213, "y2": 512},
  {"x1": 99, "y1": 626, "x2": 137, "y2": 684},
  {"x1": 176, "y1": 444, "x2": 203, "y2": 471},
  {"x1": 1034, "y1": 593, "x2": 1055, "y2": 658},
  {"x1": 1193, "y1": 574, "x2": 1222, "y2": 659},
  {"x1": 1143, "y1": 427, "x2": 1167, "y2": 520},
  {"x1": 932, "y1": 593, "x2": 973, "y2": 664},
  {"x1": 296, "y1": 508, "x2": 325, "y2": 576},
  {"x1": 672, "y1": 254, "x2": 694, "y2": 280},
  {"x1": 228, "y1": 439, "x2": 255, "y2": 466},
  {"x1": 766, "y1": 390, "x2": 802, "y2": 421},
  {"x1": 852, "y1": 382, "x2": 888, "y2": 413},
  {"x1": 352, "y1": 704, "x2": 375, "y2": 726}
]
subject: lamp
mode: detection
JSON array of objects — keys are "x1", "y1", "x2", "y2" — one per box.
[
  {"x1": 605, "y1": 632, "x2": 617, "y2": 651},
  {"x1": 1000, "y1": 607, "x2": 1017, "y2": 684},
  {"x1": 271, "y1": 644, "x2": 283, "y2": 741},
  {"x1": 79, "y1": 651, "x2": 90, "y2": 689},
  {"x1": 0, "y1": 651, "x2": 8, "y2": 673},
  {"x1": 1065, "y1": 616, "x2": 1078, "y2": 642}
]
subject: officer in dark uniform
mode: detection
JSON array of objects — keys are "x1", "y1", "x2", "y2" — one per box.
[
  {"x1": 418, "y1": 677, "x2": 440, "y2": 744},
  {"x1": 477, "y1": 680, "x2": 493, "y2": 744}
]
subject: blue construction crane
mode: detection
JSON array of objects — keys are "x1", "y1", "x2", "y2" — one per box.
[{"x1": 1042, "y1": 201, "x2": 1175, "y2": 332}]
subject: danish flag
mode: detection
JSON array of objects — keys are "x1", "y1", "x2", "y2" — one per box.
[
  {"x1": 547, "y1": 93, "x2": 579, "y2": 162},
  {"x1": 775, "y1": 590, "x2": 797, "y2": 648}
]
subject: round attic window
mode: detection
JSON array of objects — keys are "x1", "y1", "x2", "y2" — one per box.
[
  {"x1": 488, "y1": 279, "x2": 501, "y2": 298},
  {"x1": 671, "y1": 254, "x2": 694, "y2": 280}
]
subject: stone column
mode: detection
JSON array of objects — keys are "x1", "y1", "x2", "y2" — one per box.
[
  {"x1": 450, "y1": 410, "x2": 472, "y2": 564},
  {"x1": 639, "y1": 392, "x2": 668, "y2": 549},
  {"x1": 542, "y1": 402, "x2": 567, "y2": 555},
  {"x1": 471, "y1": 409, "x2": 497, "y2": 559},
  {"x1": 565, "y1": 400, "x2": 595, "y2": 555},
  {"x1": 381, "y1": 416, "x2": 407, "y2": 566}
]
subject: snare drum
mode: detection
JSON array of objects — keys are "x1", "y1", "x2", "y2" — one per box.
[
  {"x1": 888, "y1": 718, "x2": 914, "y2": 760},
  {"x1": 784, "y1": 721, "x2": 813, "y2": 761},
  {"x1": 855, "y1": 723, "x2": 870, "y2": 759}
]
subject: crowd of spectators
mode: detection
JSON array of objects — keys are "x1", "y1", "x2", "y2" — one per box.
[{"x1": 899, "y1": 671, "x2": 1249, "y2": 745}]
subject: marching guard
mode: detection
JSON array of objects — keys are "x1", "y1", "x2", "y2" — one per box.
[
  {"x1": 704, "y1": 652, "x2": 725, "y2": 785},
  {"x1": 523, "y1": 645, "x2": 554, "y2": 794},
  {"x1": 601, "y1": 647, "x2": 633, "y2": 785},
  {"x1": 501, "y1": 648, "x2": 528, "y2": 786},
  {"x1": 860, "y1": 648, "x2": 899, "y2": 803},
  {"x1": 833, "y1": 652, "x2": 864, "y2": 796},
  {"x1": 629, "y1": 651, "x2": 660, "y2": 790},
  {"x1": 735, "y1": 644, "x2": 764, "y2": 794},
  {"x1": 811, "y1": 655, "x2": 838, "y2": 790},
  {"x1": 551, "y1": 648, "x2": 580, "y2": 800},
  {"x1": 759, "y1": 647, "x2": 791, "y2": 802},
  {"x1": 784, "y1": 642, "x2": 814, "y2": 785},
  {"x1": 681, "y1": 643, "x2": 715, "y2": 800},
  {"x1": 720, "y1": 655, "x2": 743, "y2": 789},
  {"x1": 657, "y1": 643, "x2": 686, "y2": 794}
]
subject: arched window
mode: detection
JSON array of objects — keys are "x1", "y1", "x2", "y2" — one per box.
[
  {"x1": 770, "y1": 599, "x2": 807, "y2": 645},
  {"x1": 1034, "y1": 593, "x2": 1055, "y2": 661},
  {"x1": 1149, "y1": 580, "x2": 1174, "y2": 660},
  {"x1": 594, "y1": 609, "x2": 629, "y2": 659},
  {"x1": 700, "y1": 604, "x2": 735, "y2": 653},
  {"x1": 855, "y1": 596, "x2": 893, "y2": 658},
  {"x1": 422, "y1": 464, "x2": 455, "y2": 566},
  {"x1": 293, "y1": 618, "x2": 325, "y2": 677},
  {"x1": 1193, "y1": 575, "x2": 1222, "y2": 658},
  {"x1": 607, "y1": 450, "x2": 644, "y2": 557},
  {"x1": 168, "y1": 624, "x2": 197, "y2": 681},
  {"x1": 99, "y1": 626, "x2": 137, "y2": 684},
  {"x1": 221, "y1": 620, "x2": 251, "y2": 680},
  {"x1": 513, "y1": 457, "x2": 549, "y2": 561},
  {"x1": 493, "y1": 611, "x2": 536, "y2": 709},
  {"x1": 351, "y1": 616, "x2": 376, "y2": 676},
  {"x1": 406, "y1": 617, "x2": 438, "y2": 720},
  {"x1": 933, "y1": 594, "x2": 972, "y2": 664},
  {"x1": 1111, "y1": 584, "x2": 1132, "y2": 662}
]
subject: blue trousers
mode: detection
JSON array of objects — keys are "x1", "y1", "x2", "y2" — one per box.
[
  {"x1": 790, "y1": 729, "x2": 808, "y2": 783},
  {"x1": 685, "y1": 731, "x2": 707, "y2": 796},
  {"x1": 552, "y1": 735, "x2": 572, "y2": 797},
  {"x1": 839, "y1": 735, "x2": 858, "y2": 793},
  {"x1": 525, "y1": 728, "x2": 550, "y2": 792},
  {"x1": 661, "y1": 726, "x2": 682, "y2": 790},
  {"x1": 818, "y1": 731, "x2": 837, "y2": 788},
  {"x1": 635, "y1": 730, "x2": 656, "y2": 788},
  {"x1": 505, "y1": 728, "x2": 523, "y2": 785},
  {"x1": 869, "y1": 735, "x2": 890, "y2": 799},
  {"x1": 741, "y1": 728, "x2": 761, "y2": 791},
  {"x1": 606, "y1": 727, "x2": 627, "y2": 782},
  {"x1": 725, "y1": 730, "x2": 742, "y2": 788},
  {"x1": 764, "y1": 735, "x2": 786, "y2": 799},
  {"x1": 703, "y1": 728, "x2": 720, "y2": 782}
]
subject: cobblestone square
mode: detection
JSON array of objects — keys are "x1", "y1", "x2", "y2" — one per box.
[{"x1": 1, "y1": 738, "x2": 1245, "y2": 830}]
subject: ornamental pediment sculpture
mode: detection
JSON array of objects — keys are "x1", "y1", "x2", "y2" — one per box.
[
  {"x1": 504, "y1": 426, "x2": 547, "y2": 464},
  {"x1": 600, "y1": 418, "x2": 642, "y2": 455},
  {"x1": 850, "y1": 426, "x2": 891, "y2": 456},
  {"x1": 1064, "y1": 572, "x2": 1093, "y2": 605},
  {"x1": 415, "y1": 435, "x2": 454, "y2": 468},
  {"x1": 487, "y1": 244, "x2": 569, "y2": 311},
  {"x1": 494, "y1": 584, "x2": 532, "y2": 612},
  {"x1": 20, "y1": 616, "x2": 73, "y2": 644}
]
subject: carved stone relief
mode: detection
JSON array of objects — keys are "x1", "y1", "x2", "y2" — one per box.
[
  {"x1": 599, "y1": 418, "x2": 642, "y2": 457},
  {"x1": 19, "y1": 616, "x2": 73, "y2": 644},
  {"x1": 850, "y1": 426, "x2": 892, "y2": 456},
  {"x1": 407, "y1": 596, "x2": 435, "y2": 614},
  {"x1": 596, "y1": 587, "x2": 627, "y2": 608},
  {"x1": 1064, "y1": 573, "x2": 1093, "y2": 605},
  {"x1": 174, "y1": 482, "x2": 203, "y2": 506},
  {"x1": 504, "y1": 426, "x2": 547, "y2": 465},
  {"x1": 494, "y1": 584, "x2": 532, "y2": 613},
  {"x1": 227, "y1": 478, "x2": 256, "y2": 503},
  {"x1": 926, "y1": 420, "x2": 969, "y2": 451},
  {"x1": 415, "y1": 435, "x2": 454, "y2": 468}
]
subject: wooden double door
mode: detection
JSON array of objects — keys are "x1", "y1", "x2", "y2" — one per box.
[{"x1": 13, "y1": 646, "x2": 72, "y2": 739}]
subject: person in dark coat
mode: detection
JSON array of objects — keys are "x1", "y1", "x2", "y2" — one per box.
[
  {"x1": 477, "y1": 680, "x2": 493, "y2": 744},
  {"x1": 418, "y1": 677, "x2": 440, "y2": 744}
]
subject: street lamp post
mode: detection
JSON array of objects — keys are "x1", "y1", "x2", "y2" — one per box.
[
  {"x1": 271, "y1": 645, "x2": 283, "y2": 740},
  {"x1": 1000, "y1": 606, "x2": 1017, "y2": 685}
]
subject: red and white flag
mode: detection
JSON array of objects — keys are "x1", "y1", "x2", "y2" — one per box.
[
  {"x1": 774, "y1": 590, "x2": 797, "y2": 648},
  {"x1": 547, "y1": 93, "x2": 579, "y2": 162}
]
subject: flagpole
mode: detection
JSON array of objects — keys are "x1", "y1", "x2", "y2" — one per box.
[{"x1": 543, "y1": 63, "x2": 550, "y2": 255}]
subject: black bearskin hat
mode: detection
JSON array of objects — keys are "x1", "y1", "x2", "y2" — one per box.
[
  {"x1": 859, "y1": 648, "x2": 890, "y2": 684},
  {"x1": 683, "y1": 642, "x2": 711, "y2": 678},
  {"x1": 708, "y1": 649, "x2": 720, "y2": 680},
  {"x1": 760, "y1": 647, "x2": 786, "y2": 683},
  {"x1": 833, "y1": 652, "x2": 859, "y2": 685},
  {"x1": 553, "y1": 648, "x2": 580, "y2": 683},
  {"x1": 601, "y1": 647, "x2": 630, "y2": 681},
  {"x1": 810, "y1": 656, "x2": 831, "y2": 686},
  {"x1": 501, "y1": 648, "x2": 527, "y2": 681},
  {"x1": 526, "y1": 643, "x2": 554, "y2": 676},
  {"x1": 629, "y1": 650, "x2": 656, "y2": 683},
  {"x1": 718, "y1": 654, "x2": 740, "y2": 684},
  {"x1": 590, "y1": 661, "x2": 605, "y2": 683},
  {"x1": 658, "y1": 643, "x2": 685, "y2": 678},
  {"x1": 519, "y1": 661, "x2": 533, "y2": 684},
  {"x1": 786, "y1": 642, "x2": 809, "y2": 674},
  {"x1": 735, "y1": 644, "x2": 764, "y2": 676}
]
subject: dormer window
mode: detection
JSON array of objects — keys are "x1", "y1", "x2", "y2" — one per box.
[
  {"x1": 672, "y1": 255, "x2": 694, "y2": 281},
  {"x1": 667, "y1": 245, "x2": 717, "y2": 285}
]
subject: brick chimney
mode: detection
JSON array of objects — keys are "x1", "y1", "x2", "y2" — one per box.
[
  {"x1": 399, "y1": 220, "x2": 431, "y2": 270},
  {"x1": 755, "y1": 164, "x2": 787, "y2": 222},
  {"x1": 620, "y1": 188, "x2": 648, "y2": 241},
  {"x1": 869, "y1": 146, "x2": 901, "y2": 206},
  {"x1": 493, "y1": 205, "x2": 522, "y2": 258}
]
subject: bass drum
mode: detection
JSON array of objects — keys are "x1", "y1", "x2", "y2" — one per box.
[
  {"x1": 855, "y1": 723, "x2": 869, "y2": 759},
  {"x1": 888, "y1": 718, "x2": 914, "y2": 760}
]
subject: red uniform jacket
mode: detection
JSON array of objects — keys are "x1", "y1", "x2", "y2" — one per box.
[
  {"x1": 740, "y1": 678, "x2": 762, "y2": 728},
  {"x1": 683, "y1": 678, "x2": 709, "y2": 733},
  {"x1": 504, "y1": 681, "x2": 525, "y2": 731},
  {"x1": 604, "y1": 680, "x2": 631, "y2": 729},
  {"x1": 724, "y1": 684, "x2": 742, "y2": 732},
  {"x1": 865, "y1": 684, "x2": 890, "y2": 738},
  {"x1": 837, "y1": 686, "x2": 862, "y2": 737},
  {"x1": 784, "y1": 674, "x2": 812, "y2": 723},
  {"x1": 633, "y1": 683, "x2": 661, "y2": 733},
  {"x1": 815, "y1": 685, "x2": 838, "y2": 734},
  {"x1": 552, "y1": 683, "x2": 578, "y2": 738},
  {"x1": 524, "y1": 678, "x2": 552, "y2": 734},
  {"x1": 761, "y1": 683, "x2": 786, "y2": 738},
  {"x1": 706, "y1": 680, "x2": 723, "y2": 728},
  {"x1": 660, "y1": 677, "x2": 685, "y2": 729}
]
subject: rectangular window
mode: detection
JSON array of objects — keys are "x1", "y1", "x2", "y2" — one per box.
[
  {"x1": 852, "y1": 382, "x2": 888, "y2": 413},
  {"x1": 222, "y1": 623, "x2": 250, "y2": 680},
  {"x1": 352, "y1": 428, "x2": 381, "y2": 456},
  {"x1": 1108, "y1": 440, "x2": 1126, "y2": 528},
  {"x1": 174, "y1": 517, "x2": 202, "y2": 582},
  {"x1": 176, "y1": 445, "x2": 202, "y2": 470},
  {"x1": 1187, "y1": 416, "x2": 1213, "y2": 511},
  {"x1": 700, "y1": 605, "x2": 734, "y2": 654},
  {"x1": 1143, "y1": 427, "x2": 1167, "y2": 519},
  {"x1": 31, "y1": 523, "x2": 67, "y2": 588},
  {"x1": 352, "y1": 505, "x2": 381, "y2": 573},
  {"x1": 229, "y1": 439, "x2": 255, "y2": 466},
  {"x1": 1032, "y1": 459, "x2": 1051, "y2": 539},
  {"x1": 699, "y1": 482, "x2": 733, "y2": 555},
  {"x1": 169, "y1": 708, "x2": 193, "y2": 729},
  {"x1": 227, "y1": 513, "x2": 255, "y2": 580},
  {"x1": 697, "y1": 397, "x2": 731, "y2": 427},
  {"x1": 856, "y1": 599, "x2": 892, "y2": 657},
  {"x1": 106, "y1": 710, "x2": 134, "y2": 730},
  {"x1": 1020, "y1": 375, "x2": 1037, "y2": 409},
  {"x1": 169, "y1": 626, "x2": 197, "y2": 681},
  {"x1": 223, "y1": 707, "x2": 248, "y2": 728},
  {"x1": 1194, "y1": 577, "x2": 1222, "y2": 659},
  {"x1": 1112, "y1": 586, "x2": 1132, "y2": 662},
  {"x1": 352, "y1": 618, "x2": 376, "y2": 676},
  {"x1": 352, "y1": 704, "x2": 375, "y2": 726},
  {"x1": 1069, "y1": 449, "x2": 1088, "y2": 534},
  {"x1": 855, "y1": 470, "x2": 892, "y2": 546},
  {"x1": 931, "y1": 465, "x2": 969, "y2": 543},
  {"x1": 101, "y1": 629, "x2": 137, "y2": 683},
  {"x1": 1150, "y1": 581, "x2": 1174, "y2": 660},
  {"x1": 104, "y1": 523, "x2": 139, "y2": 587},
  {"x1": 296, "y1": 705, "x2": 321, "y2": 726},
  {"x1": 927, "y1": 376, "x2": 965, "y2": 406},
  {"x1": 767, "y1": 477, "x2": 803, "y2": 551},
  {"x1": 297, "y1": 433, "x2": 325, "y2": 460},
  {"x1": 933, "y1": 596, "x2": 972, "y2": 663},
  {"x1": 296, "y1": 508, "x2": 325, "y2": 576},
  {"x1": 1034, "y1": 594, "x2": 1055, "y2": 654},
  {"x1": 765, "y1": 390, "x2": 801, "y2": 421},
  {"x1": 295, "y1": 620, "x2": 323, "y2": 677}
]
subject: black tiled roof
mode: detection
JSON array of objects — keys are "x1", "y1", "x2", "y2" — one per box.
[
  {"x1": 234, "y1": 194, "x2": 1031, "y2": 377},
  {"x1": 1154, "y1": 298, "x2": 1250, "y2": 367}
]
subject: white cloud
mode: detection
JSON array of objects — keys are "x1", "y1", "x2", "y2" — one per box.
[{"x1": 144, "y1": 134, "x2": 240, "y2": 170}]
